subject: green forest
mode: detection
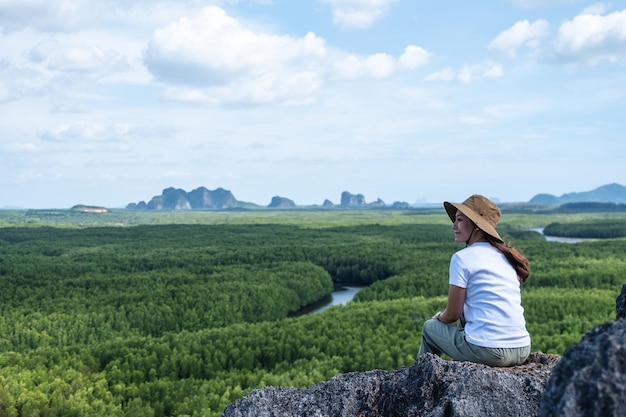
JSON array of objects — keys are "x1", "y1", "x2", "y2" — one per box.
[{"x1": 0, "y1": 208, "x2": 624, "y2": 416}]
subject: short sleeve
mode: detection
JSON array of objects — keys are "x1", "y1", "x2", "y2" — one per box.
[{"x1": 449, "y1": 252, "x2": 468, "y2": 289}]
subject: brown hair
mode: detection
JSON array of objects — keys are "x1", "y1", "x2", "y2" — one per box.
[{"x1": 486, "y1": 235, "x2": 530, "y2": 284}]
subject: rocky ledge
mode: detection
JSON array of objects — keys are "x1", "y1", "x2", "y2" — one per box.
[{"x1": 222, "y1": 284, "x2": 626, "y2": 417}]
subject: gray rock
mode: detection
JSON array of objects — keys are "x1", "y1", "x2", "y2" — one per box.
[
  {"x1": 617, "y1": 283, "x2": 626, "y2": 320},
  {"x1": 223, "y1": 285, "x2": 626, "y2": 417},
  {"x1": 539, "y1": 284, "x2": 626, "y2": 417},
  {"x1": 221, "y1": 352, "x2": 560, "y2": 417}
]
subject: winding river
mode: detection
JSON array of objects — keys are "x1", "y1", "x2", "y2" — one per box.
[
  {"x1": 293, "y1": 285, "x2": 365, "y2": 316},
  {"x1": 297, "y1": 229, "x2": 585, "y2": 317},
  {"x1": 531, "y1": 227, "x2": 587, "y2": 243}
]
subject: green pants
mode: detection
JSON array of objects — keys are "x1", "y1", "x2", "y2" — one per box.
[{"x1": 418, "y1": 318, "x2": 530, "y2": 367}]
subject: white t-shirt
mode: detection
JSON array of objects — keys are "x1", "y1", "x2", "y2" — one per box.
[{"x1": 449, "y1": 242, "x2": 531, "y2": 348}]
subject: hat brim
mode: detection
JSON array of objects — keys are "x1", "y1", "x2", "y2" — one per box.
[{"x1": 444, "y1": 201, "x2": 504, "y2": 242}]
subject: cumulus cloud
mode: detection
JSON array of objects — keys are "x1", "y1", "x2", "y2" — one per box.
[
  {"x1": 398, "y1": 45, "x2": 432, "y2": 69},
  {"x1": 146, "y1": 7, "x2": 327, "y2": 83},
  {"x1": 22, "y1": 38, "x2": 130, "y2": 83},
  {"x1": 551, "y1": 8, "x2": 626, "y2": 64},
  {"x1": 425, "y1": 61, "x2": 503, "y2": 83},
  {"x1": 0, "y1": 38, "x2": 129, "y2": 105},
  {"x1": 334, "y1": 45, "x2": 430, "y2": 79},
  {"x1": 145, "y1": 6, "x2": 328, "y2": 105},
  {"x1": 489, "y1": 19, "x2": 549, "y2": 58},
  {"x1": 319, "y1": 0, "x2": 398, "y2": 29},
  {"x1": 145, "y1": 6, "x2": 426, "y2": 105}
]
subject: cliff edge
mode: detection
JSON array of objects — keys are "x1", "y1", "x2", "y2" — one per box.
[{"x1": 222, "y1": 284, "x2": 626, "y2": 417}]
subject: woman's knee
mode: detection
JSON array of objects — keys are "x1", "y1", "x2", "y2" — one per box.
[{"x1": 421, "y1": 318, "x2": 439, "y2": 337}]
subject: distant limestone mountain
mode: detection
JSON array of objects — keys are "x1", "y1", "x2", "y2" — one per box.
[
  {"x1": 126, "y1": 188, "x2": 415, "y2": 210},
  {"x1": 341, "y1": 191, "x2": 390, "y2": 208},
  {"x1": 126, "y1": 187, "x2": 258, "y2": 210},
  {"x1": 340, "y1": 191, "x2": 366, "y2": 207},
  {"x1": 338, "y1": 191, "x2": 405, "y2": 208},
  {"x1": 124, "y1": 184, "x2": 626, "y2": 211},
  {"x1": 529, "y1": 183, "x2": 626, "y2": 205},
  {"x1": 268, "y1": 196, "x2": 296, "y2": 208}
]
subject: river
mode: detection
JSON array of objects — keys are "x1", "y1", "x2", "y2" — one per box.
[
  {"x1": 299, "y1": 228, "x2": 582, "y2": 316},
  {"x1": 531, "y1": 228, "x2": 587, "y2": 243},
  {"x1": 301, "y1": 230, "x2": 580, "y2": 316},
  {"x1": 292, "y1": 285, "x2": 365, "y2": 316}
]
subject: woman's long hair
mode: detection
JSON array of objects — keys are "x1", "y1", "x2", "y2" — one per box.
[{"x1": 486, "y1": 235, "x2": 530, "y2": 284}]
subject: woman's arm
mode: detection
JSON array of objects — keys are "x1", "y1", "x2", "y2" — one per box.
[{"x1": 434, "y1": 284, "x2": 465, "y2": 323}]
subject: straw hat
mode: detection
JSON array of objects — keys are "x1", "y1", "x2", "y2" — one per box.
[{"x1": 443, "y1": 194, "x2": 503, "y2": 242}]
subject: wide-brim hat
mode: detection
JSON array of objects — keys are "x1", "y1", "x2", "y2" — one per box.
[{"x1": 443, "y1": 194, "x2": 503, "y2": 242}]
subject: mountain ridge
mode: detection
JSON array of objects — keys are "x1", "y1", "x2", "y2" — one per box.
[
  {"x1": 529, "y1": 183, "x2": 626, "y2": 205},
  {"x1": 125, "y1": 183, "x2": 626, "y2": 210},
  {"x1": 125, "y1": 188, "x2": 409, "y2": 210}
]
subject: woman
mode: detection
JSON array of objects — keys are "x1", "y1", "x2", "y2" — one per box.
[{"x1": 418, "y1": 194, "x2": 531, "y2": 366}]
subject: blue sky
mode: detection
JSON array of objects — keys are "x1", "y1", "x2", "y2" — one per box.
[{"x1": 1, "y1": 0, "x2": 624, "y2": 208}]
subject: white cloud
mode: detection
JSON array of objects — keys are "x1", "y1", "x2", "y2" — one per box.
[
  {"x1": 144, "y1": 6, "x2": 428, "y2": 105},
  {"x1": 318, "y1": 0, "x2": 398, "y2": 29},
  {"x1": 145, "y1": 6, "x2": 328, "y2": 105},
  {"x1": 489, "y1": 20, "x2": 549, "y2": 58},
  {"x1": 552, "y1": 8, "x2": 626, "y2": 64},
  {"x1": 425, "y1": 61, "x2": 503, "y2": 84},
  {"x1": 0, "y1": 32, "x2": 132, "y2": 106},
  {"x1": 334, "y1": 45, "x2": 430, "y2": 80},
  {"x1": 145, "y1": 7, "x2": 326, "y2": 83},
  {"x1": 398, "y1": 45, "x2": 431, "y2": 70}
]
